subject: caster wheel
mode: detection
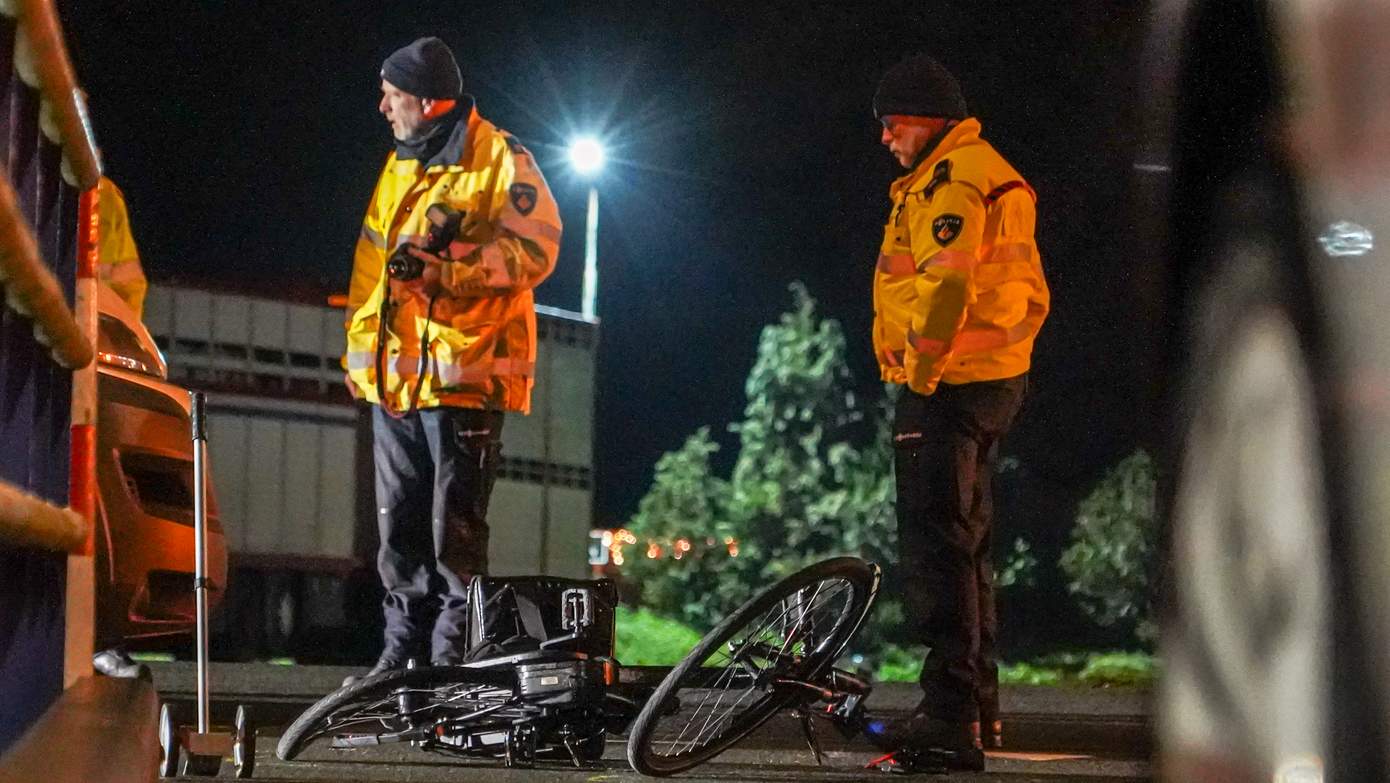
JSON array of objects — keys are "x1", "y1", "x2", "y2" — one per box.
[
  {"x1": 504, "y1": 724, "x2": 537, "y2": 769},
  {"x1": 181, "y1": 751, "x2": 223, "y2": 777},
  {"x1": 158, "y1": 703, "x2": 181, "y2": 778},
  {"x1": 234, "y1": 705, "x2": 256, "y2": 779},
  {"x1": 574, "y1": 727, "x2": 607, "y2": 764}
]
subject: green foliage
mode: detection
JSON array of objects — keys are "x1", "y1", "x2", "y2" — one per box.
[
  {"x1": 1059, "y1": 450, "x2": 1158, "y2": 641},
  {"x1": 612, "y1": 603, "x2": 1159, "y2": 688},
  {"x1": 613, "y1": 606, "x2": 706, "y2": 666},
  {"x1": 728, "y1": 282, "x2": 871, "y2": 567},
  {"x1": 623, "y1": 282, "x2": 1050, "y2": 659},
  {"x1": 724, "y1": 285, "x2": 899, "y2": 594},
  {"x1": 622, "y1": 428, "x2": 740, "y2": 630},
  {"x1": 996, "y1": 537, "x2": 1038, "y2": 589},
  {"x1": 999, "y1": 661, "x2": 1066, "y2": 686},
  {"x1": 873, "y1": 645, "x2": 924, "y2": 683},
  {"x1": 1077, "y1": 651, "x2": 1158, "y2": 687},
  {"x1": 626, "y1": 283, "x2": 899, "y2": 635},
  {"x1": 872, "y1": 646, "x2": 1156, "y2": 688}
]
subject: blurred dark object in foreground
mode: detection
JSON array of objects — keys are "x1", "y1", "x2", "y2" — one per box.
[{"x1": 1146, "y1": 0, "x2": 1390, "y2": 780}]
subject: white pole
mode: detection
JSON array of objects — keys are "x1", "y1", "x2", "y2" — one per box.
[
  {"x1": 190, "y1": 391, "x2": 210, "y2": 734},
  {"x1": 581, "y1": 185, "x2": 599, "y2": 320}
]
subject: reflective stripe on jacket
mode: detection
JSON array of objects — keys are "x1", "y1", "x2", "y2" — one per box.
[
  {"x1": 97, "y1": 177, "x2": 148, "y2": 320},
  {"x1": 872, "y1": 118, "x2": 1049, "y2": 395},
  {"x1": 344, "y1": 107, "x2": 561, "y2": 413}
]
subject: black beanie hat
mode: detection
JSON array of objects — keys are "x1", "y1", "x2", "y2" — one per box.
[
  {"x1": 381, "y1": 37, "x2": 462, "y2": 100},
  {"x1": 873, "y1": 54, "x2": 967, "y2": 120}
]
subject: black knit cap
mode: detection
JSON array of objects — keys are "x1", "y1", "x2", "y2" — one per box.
[
  {"x1": 381, "y1": 37, "x2": 462, "y2": 100},
  {"x1": 873, "y1": 53, "x2": 967, "y2": 120}
]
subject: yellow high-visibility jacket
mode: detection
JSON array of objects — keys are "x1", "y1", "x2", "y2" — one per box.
[
  {"x1": 873, "y1": 118, "x2": 1049, "y2": 396},
  {"x1": 97, "y1": 177, "x2": 148, "y2": 320},
  {"x1": 344, "y1": 106, "x2": 562, "y2": 413}
]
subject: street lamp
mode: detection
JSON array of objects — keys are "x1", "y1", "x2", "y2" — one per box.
[{"x1": 569, "y1": 137, "x2": 605, "y2": 320}]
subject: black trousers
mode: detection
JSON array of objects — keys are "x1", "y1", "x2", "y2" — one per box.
[
  {"x1": 372, "y1": 405, "x2": 503, "y2": 664},
  {"x1": 893, "y1": 375, "x2": 1026, "y2": 723}
]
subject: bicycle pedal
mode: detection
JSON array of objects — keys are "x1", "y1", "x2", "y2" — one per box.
[
  {"x1": 872, "y1": 746, "x2": 983, "y2": 774},
  {"x1": 867, "y1": 750, "x2": 941, "y2": 774},
  {"x1": 832, "y1": 696, "x2": 869, "y2": 739}
]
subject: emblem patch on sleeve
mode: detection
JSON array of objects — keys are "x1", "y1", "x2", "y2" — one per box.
[
  {"x1": 931, "y1": 214, "x2": 964, "y2": 246},
  {"x1": 509, "y1": 183, "x2": 538, "y2": 216}
]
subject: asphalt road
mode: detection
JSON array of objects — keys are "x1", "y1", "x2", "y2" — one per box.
[
  {"x1": 246, "y1": 723, "x2": 1150, "y2": 782},
  {"x1": 151, "y1": 662, "x2": 1152, "y2": 782}
]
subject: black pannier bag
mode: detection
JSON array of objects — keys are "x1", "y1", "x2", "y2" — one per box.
[{"x1": 464, "y1": 575, "x2": 618, "y2": 662}]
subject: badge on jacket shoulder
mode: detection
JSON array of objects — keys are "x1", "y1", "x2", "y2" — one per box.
[
  {"x1": 932, "y1": 214, "x2": 964, "y2": 246},
  {"x1": 509, "y1": 183, "x2": 538, "y2": 216},
  {"x1": 504, "y1": 135, "x2": 533, "y2": 168},
  {"x1": 921, "y1": 159, "x2": 952, "y2": 200}
]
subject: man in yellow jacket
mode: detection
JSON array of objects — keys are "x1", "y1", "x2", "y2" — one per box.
[
  {"x1": 865, "y1": 54, "x2": 1048, "y2": 771},
  {"x1": 343, "y1": 37, "x2": 561, "y2": 678}
]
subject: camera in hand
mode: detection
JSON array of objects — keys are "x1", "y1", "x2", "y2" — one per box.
[{"x1": 386, "y1": 203, "x2": 465, "y2": 281}]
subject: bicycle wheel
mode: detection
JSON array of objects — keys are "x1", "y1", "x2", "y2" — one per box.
[
  {"x1": 275, "y1": 666, "x2": 515, "y2": 761},
  {"x1": 626, "y1": 556, "x2": 879, "y2": 776}
]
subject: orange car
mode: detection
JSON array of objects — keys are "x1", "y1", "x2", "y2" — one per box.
[{"x1": 92, "y1": 282, "x2": 226, "y2": 662}]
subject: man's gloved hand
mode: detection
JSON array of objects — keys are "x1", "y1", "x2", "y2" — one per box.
[
  {"x1": 403, "y1": 246, "x2": 446, "y2": 299},
  {"x1": 402, "y1": 240, "x2": 482, "y2": 301}
]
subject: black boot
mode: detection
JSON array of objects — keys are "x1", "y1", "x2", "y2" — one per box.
[
  {"x1": 978, "y1": 706, "x2": 1003, "y2": 750},
  {"x1": 864, "y1": 710, "x2": 984, "y2": 773}
]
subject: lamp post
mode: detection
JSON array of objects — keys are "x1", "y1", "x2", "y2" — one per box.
[{"x1": 569, "y1": 137, "x2": 605, "y2": 320}]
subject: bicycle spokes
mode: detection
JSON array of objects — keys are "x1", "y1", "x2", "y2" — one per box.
[{"x1": 649, "y1": 576, "x2": 859, "y2": 758}]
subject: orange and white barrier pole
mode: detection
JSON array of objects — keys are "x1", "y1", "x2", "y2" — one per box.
[{"x1": 63, "y1": 184, "x2": 99, "y2": 686}]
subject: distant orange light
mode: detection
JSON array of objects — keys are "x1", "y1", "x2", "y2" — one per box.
[{"x1": 646, "y1": 542, "x2": 662, "y2": 559}]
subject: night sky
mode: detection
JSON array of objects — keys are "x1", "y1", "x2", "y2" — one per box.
[{"x1": 59, "y1": 2, "x2": 1152, "y2": 537}]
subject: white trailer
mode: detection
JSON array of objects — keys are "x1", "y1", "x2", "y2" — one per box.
[{"x1": 141, "y1": 283, "x2": 596, "y2": 659}]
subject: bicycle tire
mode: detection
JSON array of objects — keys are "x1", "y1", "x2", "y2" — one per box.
[
  {"x1": 626, "y1": 556, "x2": 879, "y2": 776},
  {"x1": 275, "y1": 665, "x2": 513, "y2": 761}
]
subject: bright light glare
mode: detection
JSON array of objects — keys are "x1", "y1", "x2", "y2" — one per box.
[{"x1": 569, "y1": 137, "x2": 605, "y2": 175}]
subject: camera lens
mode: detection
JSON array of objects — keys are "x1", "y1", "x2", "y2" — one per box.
[{"x1": 386, "y1": 247, "x2": 424, "y2": 281}]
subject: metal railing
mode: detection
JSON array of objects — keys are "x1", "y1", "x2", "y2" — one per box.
[
  {"x1": 9, "y1": 0, "x2": 101, "y2": 189},
  {"x1": 0, "y1": 0, "x2": 101, "y2": 554},
  {"x1": 0, "y1": 481, "x2": 84, "y2": 551},
  {"x1": 0, "y1": 173, "x2": 92, "y2": 371}
]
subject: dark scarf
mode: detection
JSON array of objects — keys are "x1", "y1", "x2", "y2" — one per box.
[
  {"x1": 394, "y1": 102, "x2": 465, "y2": 162},
  {"x1": 908, "y1": 120, "x2": 960, "y2": 172}
]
